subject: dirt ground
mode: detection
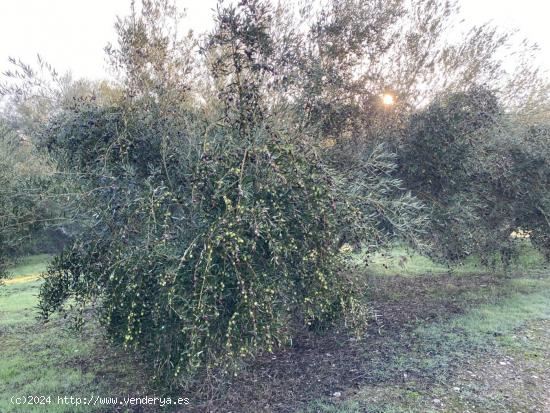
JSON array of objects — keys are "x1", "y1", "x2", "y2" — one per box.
[
  {"x1": 440, "y1": 319, "x2": 550, "y2": 413},
  {"x1": 179, "y1": 271, "x2": 550, "y2": 413}
]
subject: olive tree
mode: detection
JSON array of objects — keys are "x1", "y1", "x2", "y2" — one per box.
[
  {"x1": 0, "y1": 121, "x2": 54, "y2": 281},
  {"x1": 38, "y1": 0, "x2": 371, "y2": 385},
  {"x1": 398, "y1": 86, "x2": 550, "y2": 264}
]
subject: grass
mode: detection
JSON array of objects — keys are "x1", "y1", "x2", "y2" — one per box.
[
  {"x1": 362, "y1": 239, "x2": 548, "y2": 277},
  {"x1": 5, "y1": 254, "x2": 51, "y2": 279},
  {"x1": 0, "y1": 256, "x2": 151, "y2": 413},
  {"x1": 1, "y1": 245, "x2": 550, "y2": 412}
]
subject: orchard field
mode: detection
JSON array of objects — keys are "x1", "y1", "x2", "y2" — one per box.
[{"x1": 1, "y1": 1, "x2": 549, "y2": 412}]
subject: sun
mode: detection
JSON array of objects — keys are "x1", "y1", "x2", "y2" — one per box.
[{"x1": 382, "y1": 94, "x2": 395, "y2": 106}]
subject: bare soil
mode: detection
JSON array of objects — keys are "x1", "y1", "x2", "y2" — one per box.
[{"x1": 177, "y1": 271, "x2": 550, "y2": 413}]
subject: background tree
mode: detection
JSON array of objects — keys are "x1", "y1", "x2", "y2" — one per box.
[
  {"x1": 264, "y1": 0, "x2": 546, "y2": 160},
  {"x1": 482, "y1": 121, "x2": 550, "y2": 260},
  {"x1": 398, "y1": 86, "x2": 550, "y2": 263},
  {"x1": 0, "y1": 56, "x2": 123, "y2": 140},
  {"x1": 0, "y1": 121, "x2": 55, "y2": 281}
]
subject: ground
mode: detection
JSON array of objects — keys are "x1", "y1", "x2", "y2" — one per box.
[{"x1": 1, "y1": 246, "x2": 549, "y2": 412}]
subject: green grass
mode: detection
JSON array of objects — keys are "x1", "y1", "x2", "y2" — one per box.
[
  {"x1": 0, "y1": 256, "x2": 149, "y2": 413},
  {"x1": 0, "y1": 276, "x2": 101, "y2": 412},
  {"x1": 362, "y1": 240, "x2": 547, "y2": 277},
  {"x1": 5, "y1": 254, "x2": 51, "y2": 278},
  {"x1": 447, "y1": 283, "x2": 550, "y2": 337}
]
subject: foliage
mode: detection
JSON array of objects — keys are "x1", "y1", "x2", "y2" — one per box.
[
  {"x1": 397, "y1": 87, "x2": 506, "y2": 262},
  {"x1": 336, "y1": 144, "x2": 428, "y2": 252},
  {"x1": 0, "y1": 56, "x2": 122, "y2": 139},
  {"x1": 264, "y1": 0, "x2": 545, "y2": 159},
  {"x1": 398, "y1": 86, "x2": 550, "y2": 263},
  {"x1": 0, "y1": 121, "x2": 55, "y2": 281},
  {"x1": 10, "y1": 0, "x2": 549, "y2": 390},
  {"x1": 106, "y1": 0, "x2": 196, "y2": 98},
  {"x1": 38, "y1": 0, "x2": 371, "y2": 385},
  {"x1": 482, "y1": 122, "x2": 550, "y2": 260},
  {"x1": 0, "y1": 258, "x2": 149, "y2": 413}
]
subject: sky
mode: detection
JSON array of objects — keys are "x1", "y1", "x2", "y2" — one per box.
[
  {"x1": 0, "y1": 0, "x2": 549, "y2": 81},
  {"x1": 0, "y1": 0, "x2": 218, "y2": 81}
]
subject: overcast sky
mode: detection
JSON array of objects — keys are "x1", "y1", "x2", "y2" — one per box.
[{"x1": 0, "y1": 0, "x2": 548, "y2": 81}]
